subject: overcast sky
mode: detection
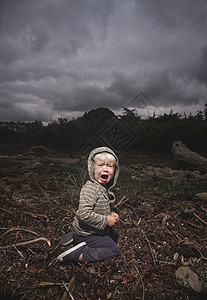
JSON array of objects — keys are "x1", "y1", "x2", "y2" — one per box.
[{"x1": 0, "y1": 0, "x2": 207, "y2": 122}]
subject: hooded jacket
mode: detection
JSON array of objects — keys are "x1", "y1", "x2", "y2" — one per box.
[{"x1": 72, "y1": 147, "x2": 119, "y2": 237}]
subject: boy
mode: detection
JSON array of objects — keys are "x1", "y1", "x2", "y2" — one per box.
[{"x1": 57, "y1": 147, "x2": 120, "y2": 263}]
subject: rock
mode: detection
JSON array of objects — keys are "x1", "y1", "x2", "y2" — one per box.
[
  {"x1": 145, "y1": 166, "x2": 153, "y2": 171},
  {"x1": 154, "y1": 168, "x2": 165, "y2": 177},
  {"x1": 146, "y1": 171, "x2": 155, "y2": 178},
  {"x1": 163, "y1": 167, "x2": 173, "y2": 176},
  {"x1": 25, "y1": 146, "x2": 51, "y2": 155},
  {"x1": 175, "y1": 266, "x2": 204, "y2": 293},
  {"x1": 131, "y1": 164, "x2": 207, "y2": 181},
  {"x1": 133, "y1": 163, "x2": 143, "y2": 170},
  {"x1": 192, "y1": 171, "x2": 202, "y2": 179},
  {"x1": 173, "y1": 252, "x2": 179, "y2": 261},
  {"x1": 194, "y1": 193, "x2": 207, "y2": 202}
]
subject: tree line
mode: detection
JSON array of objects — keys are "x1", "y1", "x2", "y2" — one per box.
[{"x1": 0, "y1": 105, "x2": 207, "y2": 154}]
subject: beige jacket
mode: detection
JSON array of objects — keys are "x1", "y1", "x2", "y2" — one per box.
[{"x1": 72, "y1": 147, "x2": 119, "y2": 236}]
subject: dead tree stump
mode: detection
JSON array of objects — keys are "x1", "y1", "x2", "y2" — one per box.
[{"x1": 171, "y1": 140, "x2": 207, "y2": 172}]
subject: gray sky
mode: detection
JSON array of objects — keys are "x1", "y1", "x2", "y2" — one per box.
[{"x1": 0, "y1": 0, "x2": 207, "y2": 122}]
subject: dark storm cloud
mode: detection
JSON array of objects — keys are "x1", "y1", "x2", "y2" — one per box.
[
  {"x1": 0, "y1": 0, "x2": 207, "y2": 121},
  {"x1": 192, "y1": 46, "x2": 207, "y2": 85}
]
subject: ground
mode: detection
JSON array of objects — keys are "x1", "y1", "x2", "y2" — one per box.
[{"x1": 0, "y1": 146, "x2": 207, "y2": 300}]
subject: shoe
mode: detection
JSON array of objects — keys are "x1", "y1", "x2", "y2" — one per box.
[
  {"x1": 60, "y1": 231, "x2": 74, "y2": 246},
  {"x1": 56, "y1": 242, "x2": 86, "y2": 263}
]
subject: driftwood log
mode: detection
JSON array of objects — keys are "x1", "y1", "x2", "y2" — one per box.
[{"x1": 172, "y1": 140, "x2": 207, "y2": 172}]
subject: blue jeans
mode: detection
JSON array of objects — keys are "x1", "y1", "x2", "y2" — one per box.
[{"x1": 73, "y1": 231, "x2": 119, "y2": 262}]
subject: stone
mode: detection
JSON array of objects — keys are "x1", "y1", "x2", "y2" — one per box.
[
  {"x1": 146, "y1": 171, "x2": 155, "y2": 178},
  {"x1": 194, "y1": 193, "x2": 207, "y2": 202},
  {"x1": 175, "y1": 266, "x2": 204, "y2": 293}
]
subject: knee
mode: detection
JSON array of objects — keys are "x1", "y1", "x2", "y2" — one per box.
[{"x1": 113, "y1": 244, "x2": 120, "y2": 257}]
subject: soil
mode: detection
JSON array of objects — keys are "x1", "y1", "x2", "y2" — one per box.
[{"x1": 0, "y1": 147, "x2": 207, "y2": 300}]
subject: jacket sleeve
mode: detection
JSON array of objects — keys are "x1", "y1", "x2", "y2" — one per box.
[{"x1": 76, "y1": 184, "x2": 108, "y2": 230}]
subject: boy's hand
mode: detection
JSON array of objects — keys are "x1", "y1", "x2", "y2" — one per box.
[
  {"x1": 107, "y1": 213, "x2": 119, "y2": 227},
  {"x1": 111, "y1": 212, "x2": 119, "y2": 221}
]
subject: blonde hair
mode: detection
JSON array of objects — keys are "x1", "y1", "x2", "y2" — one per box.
[{"x1": 94, "y1": 152, "x2": 116, "y2": 165}]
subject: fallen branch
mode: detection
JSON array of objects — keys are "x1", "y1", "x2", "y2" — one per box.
[
  {"x1": 0, "y1": 237, "x2": 51, "y2": 250},
  {"x1": 172, "y1": 140, "x2": 207, "y2": 171},
  {"x1": 1, "y1": 227, "x2": 38, "y2": 238}
]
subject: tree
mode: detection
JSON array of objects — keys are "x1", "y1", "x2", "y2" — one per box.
[
  {"x1": 81, "y1": 107, "x2": 115, "y2": 121},
  {"x1": 204, "y1": 104, "x2": 207, "y2": 120}
]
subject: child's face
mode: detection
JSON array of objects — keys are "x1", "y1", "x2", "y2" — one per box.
[{"x1": 94, "y1": 159, "x2": 115, "y2": 186}]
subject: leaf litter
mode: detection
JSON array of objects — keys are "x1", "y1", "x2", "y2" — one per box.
[{"x1": 0, "y1": 150, "x2": 207, "y2": 299}]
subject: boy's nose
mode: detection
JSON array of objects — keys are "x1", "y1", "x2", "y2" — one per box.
[{"x1": 103, "y1": 165, "x2": 108, "y2": 171}]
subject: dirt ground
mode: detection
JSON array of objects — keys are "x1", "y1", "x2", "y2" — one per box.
[{"x1": 0, "y1": 146, "x2": 207, "y2": 300}]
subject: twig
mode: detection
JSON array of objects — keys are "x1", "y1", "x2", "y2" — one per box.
[
  {"x1": 158, "y1": 260, "x2": 177, "y2": 265},
  {"x1": 32, "y1": 173, "x2": 59, "y2": 205},
  {"x1": 114, "y1": 196, "x2": 128, "y2": 208},
  {"x1": 53, "y1": 176, "x2": 59, "y2": 189},
  {"x1": 139, "y1": 228, "x2": 157, "y2": 269},
  {"x1": 62, "y1": 282, "x2": 75, "y2": 300},
  {"x1": 186, "y1": 220, "x2": 203, "y2": 229},
  {"x1": 33, "y1": 282, "x2": 71, "y2": 287},
  {"x1": 23, "y1": 211, "x2": 48, "y2": 218},
  {"x1": 81, "y1": 169, "x2": 87, "y2": 186},
  {"x1": 124, "y1": 203, "x2": 139, "y2": 213},
  {"x1": 200, "y1": 205, "x2": 207, "y2": 214},
  {"x1": 193, "y1": 212, "x2": 207, "y2": 226},
  {"x1": 32, "y1": 279, "x2": 76, "y2": 299},
  {"x1": 1, "y1": 227, "x2": 38, "y2": 238},
  {"x1": 0, "y1": 237, "x2": 51, "y2": 250},
  {"x1": 133, "y1": 263, "x2": 145, "y2": 300},
  {"x1": 119, "y1": 216, "x2": 157, "y2": 268},
  {"x1": 13, "y1": 244, "x2": 25, "y2": 259},
  {"x1": 67, "y1": 173, "x2": 78, "y2": 187},
  {"x1": 195, "y1": 247, "x2": 207, "y2": 260},
  {"x1": 0, "y1": 207, "x2": 48, "y2": 219},
  {"x1": 0, "y1": 207, "x2": 15, "y2": 215},
  {"x1": 171, "y1": 230, "x2": 186, "y2": 243}
]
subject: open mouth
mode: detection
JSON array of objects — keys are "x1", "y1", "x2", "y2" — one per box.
[{"x1": 101, "y1": 174, "x2": 108, "y2": 180}]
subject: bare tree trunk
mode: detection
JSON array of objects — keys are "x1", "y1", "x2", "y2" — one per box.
[{"x1": 171, "y1": 140, "x2": 207, "y2": 172}]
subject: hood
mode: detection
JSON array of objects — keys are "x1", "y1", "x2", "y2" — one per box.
[{"x1": 88, "y1": 147, "x2": 119, "y2": 191}]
